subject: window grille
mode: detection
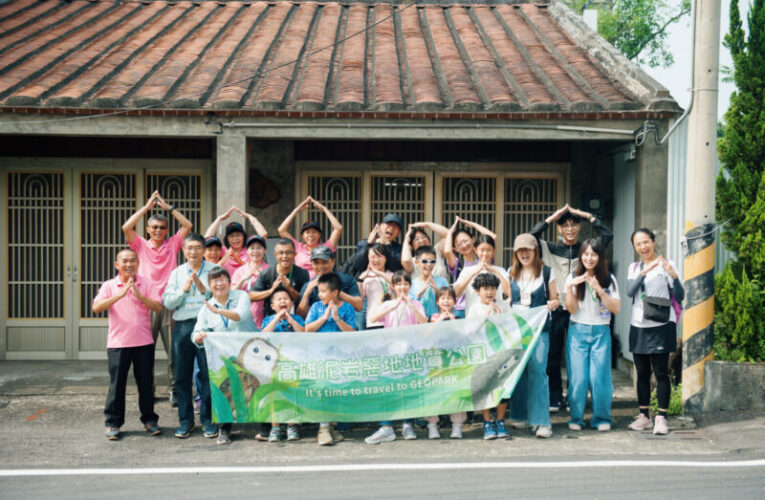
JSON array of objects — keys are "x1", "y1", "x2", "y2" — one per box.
[
  {"x1": 503, "y1": 178, "x2": 559, "y2": 265},
  {"x1": 7, "y1": 173, "x2": 65, "y2": 319},
  {"x1": 441, "y1": 176, "x2": 496, "y2": 234},
  {"x1": 145, "y1": 174, "x2": 203, "y2": 266},
  {"x1": 371, "y1": 176, "x2": 426, "y2": 232},
  {"x1": 306, "y1": 176, "x2": 361, "y2": 264}
]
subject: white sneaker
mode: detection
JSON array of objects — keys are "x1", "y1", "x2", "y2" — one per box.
[
  {"x1": 568, "y1": 422, "x2": 582, "y2": 431},
  {"x1": 507, "y1": 419, "x2": 527, "y2": 430},
  {"x1": 535, "y1": 425, "x2": 553, "y2": 438},
  {"x1": 629, "y1": 413, "x2": 653, "y2": 431},
  {"x1": 653, "y1": 415, "x2": 669, "y2": 435},
  {"x1": 402, "y1": 422, "x2": 417, "y2": 440},
  {"x1": 427, "y1": 422, "x2": 440, "y2": 439},
  {"x1": 597, "y1": 422, "x2": 611, "y2": 432},
  {"x1": 365, "y1": 426, "x2": 396, "y2": 444},
  {"x1": 450, "y1": 423, "x2": 463, "y2": 439}
]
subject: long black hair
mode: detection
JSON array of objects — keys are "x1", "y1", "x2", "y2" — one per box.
[{"x1": 574, "y1": 238, "x2": 610, "y2": 301}]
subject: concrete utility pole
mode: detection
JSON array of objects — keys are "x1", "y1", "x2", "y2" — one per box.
[{"x1": 682, "y1": 0, "x2": 721, "y2": 415}]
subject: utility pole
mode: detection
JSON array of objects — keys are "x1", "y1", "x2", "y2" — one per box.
[{"x1": 682, "y1": 0, "x2": 721, "y2": 415}]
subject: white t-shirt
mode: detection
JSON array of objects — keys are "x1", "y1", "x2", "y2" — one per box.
[
  {"x1": 455, "y1": 265, "x2": 509, "y2": 313},
  {"x1": 628, "y1": 260, "x2": 680, "y2": 327},
  {"x1": 467, "y1": 300, "x2": 511, "y2": 319},
  {"x1": 565, "y1": 273, "x2": 620, "y2": 326}
]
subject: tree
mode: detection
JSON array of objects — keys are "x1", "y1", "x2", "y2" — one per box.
[
  {"x1": 563, "y1": 0, "x2": 691, "y2": 68},
  {"x1": 715, "y1": 0, "x2": 765, "y2": 362}
]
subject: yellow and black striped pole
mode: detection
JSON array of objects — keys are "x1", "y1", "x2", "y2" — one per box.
[{"x1": 682, "y1": 223, "x2": 716, "y2": 414}]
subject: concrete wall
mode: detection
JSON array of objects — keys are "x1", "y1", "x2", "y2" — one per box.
[
  {"x1": 704, "y1": 361, "x2": 765, "y2": 411},
  {"x1": 246, "y1": 139, "x2": 295, "y2": 235}
]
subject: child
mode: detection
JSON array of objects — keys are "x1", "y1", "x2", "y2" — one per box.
[
  {"x1": 409, "y1": 246, "x2": 449, "y2": 319},
  {"x1": 425, "y1": 286, "x2": 467, "y2": 439},
  {"x1": 365, "y1": 271, "x2": 428, "y2": 444},
  {"x1": 305, "y1": 273, "x2": 357, "y2": 445},
  {"x1": 467, "y1": 273, "x2": 512, "y2": 440},
  {"x1": 564, "y1": 239, "x2": 621, "y2": 432},
  {"x1": 259, "y1": 289, "x2": 304, "y2": 442}
]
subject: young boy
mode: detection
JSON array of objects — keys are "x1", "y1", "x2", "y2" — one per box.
[
  {"x1": 92, "y1": 249, "x2": 163, "y2": 440},
  {"x1": 305, "y1": 273, "x2": 357, "y2": 445},
  {"x1": 409, "y1": 246, "x2": 449, "y2": 318},
  {"x1": 259, "y1": 289, "x2": 304, "y2": 442}
]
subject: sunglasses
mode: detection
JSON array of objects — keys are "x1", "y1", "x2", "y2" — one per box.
[{"x1": 417, "y1": 259, "x2": 437, "y2": 265}]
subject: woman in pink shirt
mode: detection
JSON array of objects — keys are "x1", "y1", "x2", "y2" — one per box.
[
  {"x1": 277, "y1": 196, "x2": 342, "y2": 278},
  {"x1": 231, "y1": 235, "x2": 269, "y2": 329},
  {"x1": 204, "y1": 205, "x2": 268, "y2": 277}
]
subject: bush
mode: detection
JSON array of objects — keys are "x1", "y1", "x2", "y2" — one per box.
[
  {"x1": 650, "y1": 383, "x2": 683, "y2": 416},
  {"x1": 714, "y1": 264, "x2": 765, "y2": 362}
]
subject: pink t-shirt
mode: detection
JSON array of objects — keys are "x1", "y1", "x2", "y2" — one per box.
[
  {"x1": 231, "y1": 262, "x2": 269, "y2": 329},
  {"x1": 221, "y1": 246, "x2": 249, "y2": 277},
  {"x1": 291, "y1": 238, "x2": 336, "y2": 279},
  {"x1": 380, "y1": 299, "x2": 426, "y2": 329},
  {"x1": 129, "y1": 232, "x2": 184, "y2": 295},
  {"x1": 363, "y1": 272, "x2": 393, "y2": 327},
  {"x1": 94, "y1": 275, "x2": 160, "y2": 348}
]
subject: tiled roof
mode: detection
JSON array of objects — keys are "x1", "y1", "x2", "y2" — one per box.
[{"x1": 0, "y1": 0, "x2": 649, "y2": 114}]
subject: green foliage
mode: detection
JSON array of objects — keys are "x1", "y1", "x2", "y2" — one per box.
[
  {"x1": 714, "y1": 265, "x2": 765, "y2": 362},
  {"x1": 562, "y1": 0, "x2": 691, "y2": 68},
  {"x1": 649, "y1": 383, "x2": 683, "y2": 416},
  {"x1": 715, "y1": 0, "x2": 765, "y2": 362}
]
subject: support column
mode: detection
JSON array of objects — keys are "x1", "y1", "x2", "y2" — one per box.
[
  {"x1": 682, "y1": 0, "x2": 720, "y2": 415},
  {"x1": 215, "y1": 134, "x2": 248, "y2": 217}
]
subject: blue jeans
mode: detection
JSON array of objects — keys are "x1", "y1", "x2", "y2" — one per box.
[
  {"x1": 566, "y1": 322, "x2": 613, "y2": 428},
  {"x1": 509, "y1": 331, "x2": 551, "y2": 427},
  {"x1": 172, "y1": 319, "x2": 212, "y2": 428}
]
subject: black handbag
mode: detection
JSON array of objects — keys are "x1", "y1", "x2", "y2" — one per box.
[{"x1": 642, "y1": 295, "x2": 671, "y2": 322}]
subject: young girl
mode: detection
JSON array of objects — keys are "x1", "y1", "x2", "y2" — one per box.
[
  {"x1": 277, "y1": 196, "x2": 343, "y2": 278},
  {"x1": 365, "y1": 271, "x2": 427, "y2": 444},
  {"x1": 424, "y1": 286, "x2": 467, "y2": 439},
  {"x1": 231, "y1": 235, "x2": 269, "y2": 329},
  {"x1": 359, "y1": 244, "x2": 394, "y2": 329},
  {"x1": 259, "y1": 289, "x2": 304, "y2": 442},
  {"x1": 507, "y1": 233, "x2": 559, "y2": 439},
  {"x1": 626, "y1": 228, "x2": 684, "y2": 435},
  {"x1": 205, "y1": 206, "x2": 268, "y2": 277},
  {"x1": 565, "y1": 239, "x2": 621, "y2": 432},
  {"x1": 467, "y1": 273, "x2": 512, "y2": 440},
  {"x1": 453, "y1": 235, "x2": 511, "y2": 314}
]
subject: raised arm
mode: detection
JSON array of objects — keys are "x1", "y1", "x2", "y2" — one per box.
[
  {"x1": 236, "y1": 207, "x2": 268, "y2": 239},
  {"x1": 401, "y1": 226, "x2": 415, "y2": 274},
  {"x1": 122, "y1": 191, "x2": 158, "y2": 244},
  {"x1": 413, "y1": 222, "x2": 449, "y2": 254},
  {"x1": 457, "y1": 217, "x2": 497, "y2": 240},
  {"x1": 204, "y1": 206, "x2": 236, "y2": 238},
  {"x1": 277, "y1": 197, "x2": 310, "y2": 240},
  {"x1": 311, "y1": 197, "x2": 343, "y2": 249},
  {"x1": 443, "y1": 219, "x2": 459, "y2": 270},
  {"x1": 568, "y1": 206, "x2": 612, "y2": 247},
  {"x1": 155, "y1": 193, "x2": 193, "y2": 239}
]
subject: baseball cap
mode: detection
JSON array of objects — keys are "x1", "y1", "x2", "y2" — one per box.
[
  {"x1": 310, "y1": 246, "x2": 335, "y2": 261},
  {"x1": 301, "y1": 221, "x2": 322, "y2": 234},
  {"x1": 381, "y1": 213, "x2": 404, "y2": 230},
  {"x1": 513, "y1": 233, "x2": 538, "y2": 251},
  {"x1": 245, "y1": 235, "x2": 267, "y2": 249},
  {"x1": 203, "y1": 237, "x2": 222, "y2": 248}
]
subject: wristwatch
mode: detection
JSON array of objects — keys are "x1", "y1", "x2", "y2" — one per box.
[{"x1": 168, "y1": 205, "x2": 176, "y2": 212}]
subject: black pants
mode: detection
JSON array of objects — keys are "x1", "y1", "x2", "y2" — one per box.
[
  {"x1": 547, "y1": 308, "x2": 570, "y2": 404},
  {"x1": 105, "y1": 343, "x2": 158, "y2": 428},
  {"x1": 634, "y1": 353, "x2": 670, "y2": 409}
]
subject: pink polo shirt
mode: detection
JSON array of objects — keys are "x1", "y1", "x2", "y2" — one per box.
[
  {"x1": 94, "y1": 275, "x2": 160, "y2": 348},
  {"x1": 291, "y1": 238, "x2": 336, "y2": 279},
  {"x1": 231, "y1": 262, "x2": 269, "y2": 329},
  {"x1": 221, "y1": 245, "x2": 249, "y2": 277},
  {"x1": 129, "y1": 231, "x2": 184, "y2": 294}
]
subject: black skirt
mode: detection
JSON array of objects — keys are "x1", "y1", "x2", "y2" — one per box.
[{"x1": 629, "y1": 322, "x2": 677, "y2": 354}]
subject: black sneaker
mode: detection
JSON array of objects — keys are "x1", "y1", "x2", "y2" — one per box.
[
  {"x1": 217, "y1": 427, "x2": 232, "y2": 445},
  {"x1": 144, "y1": 421, "x2": 161, "y2": 436}
]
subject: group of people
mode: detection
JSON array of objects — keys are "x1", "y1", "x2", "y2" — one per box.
[{"x1": 94, "y1": 193, "x2": 684, "y2": 446}]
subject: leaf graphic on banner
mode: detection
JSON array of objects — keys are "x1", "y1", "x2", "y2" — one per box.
[
  {"x1": 210, "y1": 382, "x2": 234, "y2": 423},
  {"x1": 223, "y1": 358, "x2": 248, "y2": 422},
  {"x1": 484, "y1": 320, "x2": 505, "y2": 353}
]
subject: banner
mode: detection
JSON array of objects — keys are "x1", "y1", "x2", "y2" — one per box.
[{"x1": 203, "y1": 306, "x2": 549, "y2": 423}]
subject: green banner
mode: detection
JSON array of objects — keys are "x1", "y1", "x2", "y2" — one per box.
[{"x1": 203, "y1": 306, "x2": 549, "y2": 423}]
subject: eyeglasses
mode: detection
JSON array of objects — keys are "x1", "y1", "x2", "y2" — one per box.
[
  {"x1": 149, "y1": 225, "x2": 167, "y2": 230},
  {"x1": 417, "y1": 259, "x2": 437, "y2": 265},
  {"x1": 561, "y1": 222, "x2": 579, "y2": 228},
  {"x1": 184, "y1": 245, "x2": 203, "y2": 252}
]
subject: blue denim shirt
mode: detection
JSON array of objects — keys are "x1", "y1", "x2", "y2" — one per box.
[{"x1": 162, "y1": 261, "x2": 213, "y2": 321}]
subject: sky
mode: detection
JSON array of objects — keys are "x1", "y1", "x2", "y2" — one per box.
[{"x1": 642, "y1": 0, "x2": 751, "y2": 121}]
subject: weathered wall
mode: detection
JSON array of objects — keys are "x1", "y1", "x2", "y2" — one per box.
[{"x1": 246, "y1": 140, "x2": 296, "y2": 235}]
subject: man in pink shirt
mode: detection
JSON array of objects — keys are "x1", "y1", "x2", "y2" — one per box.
[
  {"x1": 93, "y1": 249, "x2": 163, "y2": 440},
  {"x1": 122, "y1": 190, "x2": 193, "y2": 405}
]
